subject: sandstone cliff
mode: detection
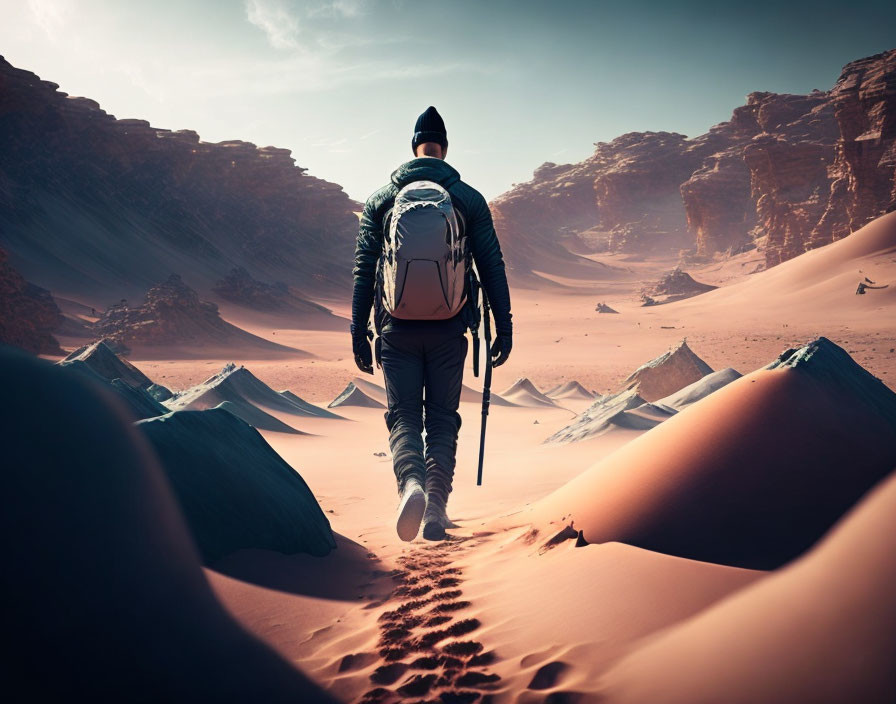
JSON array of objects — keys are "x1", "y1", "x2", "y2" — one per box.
[
  {"x1": 0, "y1": 56, "x2": 360, "y2": 306},
  {"x1": 0, "y1": 247, "x2": 63, "y2": 355},
  {"x1": 491, "y1": 49, "x2": 896, "y2": 270},
  {"x1": 93, "y1": 274, "x2": 304, "y2": 355}
]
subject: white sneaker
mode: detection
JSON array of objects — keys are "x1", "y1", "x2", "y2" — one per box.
[{"x1": 396, "y1": 479, "x2": 426, "y2": 542}]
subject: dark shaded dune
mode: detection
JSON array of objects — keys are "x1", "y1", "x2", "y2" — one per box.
[
  {"x1": 536, "y1": 337, "x2": 896, "y2": 569},
  {"x1": 61, "y1": 339, "x2": 152, "y2": 388},
  {"x1": 58, "y1": 358, "x2": 167, "y2": 420},
  {"x1": 137, "y1": 408, "x2": 336, "y2": 562},
  {"x1": 213, "y1": 399, "x2": 306, "y2": 435},
  {"x1": 0, "y1": 347, "x2": 335, "y2": 702}
]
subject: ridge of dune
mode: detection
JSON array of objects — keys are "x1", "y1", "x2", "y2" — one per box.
[
  {"x1": 350, "y1": 376, "x2": 389, "y2": 406},
  {"x1": 527, "y1": 336, "x2": 896, "y2": 569},
  {"x1": 328, "y1": 380, "x2": 386, "y2": 409},
  {"x1": 500, "y1": 377, "x2": 559, "y2": 408},
  {"x1": 57, "y1": 357, "x2": 168, "y2": 421},
  {"x1": 137, "y1": 407, "x2": 335, "y2": 562}
]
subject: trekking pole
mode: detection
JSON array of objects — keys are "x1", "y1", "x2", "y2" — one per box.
[{"x1": 476, "y1": 291, "x2": 492, "y2": 486}]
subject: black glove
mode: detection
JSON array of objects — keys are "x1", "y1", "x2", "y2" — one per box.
[
  {"x1": 490, "y1": 334, "x2": 512, "y2": 368},
  {"x1": 351, "y1": 325, "x2": 374, "y2": 375}
]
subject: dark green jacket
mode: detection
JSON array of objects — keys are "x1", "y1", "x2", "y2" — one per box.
[{"x1": 351, "y1": 157, "x2": 513, "y2": 336}]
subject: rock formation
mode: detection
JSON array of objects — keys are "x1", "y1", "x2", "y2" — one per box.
[
  {"x1": 92, "y1": 275, "x2": 303, "y2": 354},
  {"x1": 491, "y1": 49, "x2": 896, "y2": 271},
  {"x1": 0, "y1": 247, "x2": 63, "y2": 355},
  {"x1": 137, "y1": 407, "x2": 337, "y2": 562},
  {"x1": 0, "y1": 56, "x2": 359, "y2": 305},
  {"x1": 642, "y1": 267, "x2": 717, "y2": 304},
  {"x1": 620, "y1": 339, "x2": 714, "y2": 402}
]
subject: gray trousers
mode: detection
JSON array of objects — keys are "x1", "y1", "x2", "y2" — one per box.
[{"x1": 379, "y1": 326, "x2": 468, "y2": 505}]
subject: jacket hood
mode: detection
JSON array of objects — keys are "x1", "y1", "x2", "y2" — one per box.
[{"x1": 391, "y1": 157, "x2": 461, "y2": 189}]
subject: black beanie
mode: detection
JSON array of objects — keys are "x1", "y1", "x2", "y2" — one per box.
[{"x1": 412, "y1": 106, "x2": 448, "y2": 151}]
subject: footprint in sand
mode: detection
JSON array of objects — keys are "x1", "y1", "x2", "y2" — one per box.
[{"x1": 359, "y1": 537, "x2": 502, "y2": 702}]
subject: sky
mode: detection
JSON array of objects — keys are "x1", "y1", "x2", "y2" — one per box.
[{"x1": 2, "y1": 0, "x2": 895, "y2": 202}]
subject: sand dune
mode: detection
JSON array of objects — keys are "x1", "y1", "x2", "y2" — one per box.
[
  {"x1": 598, "y1": 469, "x2": 896, "y2": 704},
  {"x1": 58, "y1": 357, "x2": 168, "y2": 420},
  {"x1": 545, "y1": 379, "x2": 596, "y2": 400},
  {"x1": 278, "y1": 390, "x2": 344, "y2": 420},
  {"x1": 328, "y1": 378, "x2": 387, "y2": 409},
  {"x1": 669, "y1": 210, "x2": 896, "y2": 318},
  {"x1": 500, "y1": 377, "x2": 560, "y2": 408},
  {"x1": 529, "y1": 337, "x2": 896, "y2": 569},
  {"x1": 547, "y1": 357, "x2": 736, "y2": 444},
  {"x1": 164, "y1": 362, "x2": 338, "y2": 431},
  {"x1": 546, "y1": 388, "x2": 664, "y2": 443},
  {"x1": 137, "y1": 407, "x2": 336, "y2": 562}
]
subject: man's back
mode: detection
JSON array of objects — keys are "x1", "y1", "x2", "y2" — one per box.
[
  {"x1": 353, "y1": 156, "x2": 513, "y2": 339},
  {"x1": 349, "y1": 107, "x2": 512, "y2": 542}
]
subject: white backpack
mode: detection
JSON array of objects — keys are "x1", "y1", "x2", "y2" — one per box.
[{"x1": 380, "y1": 180, "x2": 468, "y2": 320}]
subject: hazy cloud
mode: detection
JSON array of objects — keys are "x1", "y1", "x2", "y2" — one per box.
[
  {"x1": 25, "y1": 0, "x2": 72, "y2": 41},
  {"x1": 245, "y1": 0, "x2": 302, "y2": 50}
]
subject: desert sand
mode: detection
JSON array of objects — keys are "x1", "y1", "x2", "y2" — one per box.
[{"x1": 15, "y1": 212, "x2": 896, "y2": 702}]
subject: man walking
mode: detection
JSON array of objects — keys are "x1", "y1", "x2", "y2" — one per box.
[{"x1": 351, "y1": 106, "x2": 513, "y2": 541}]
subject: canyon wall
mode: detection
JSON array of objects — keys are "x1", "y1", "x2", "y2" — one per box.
[
  {"x1": 0, "y1": 56, "x2": 360, "y2": 306},
  {"x1": 490, "y1": 49, "x2": 896, "y2": 269}
]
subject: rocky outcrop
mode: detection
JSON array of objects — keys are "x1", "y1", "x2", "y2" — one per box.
[
  {"x1": 642, "y1": 267, "x2": 717, "y2": 304},
  {"x1": 0, "y1": 247, "x2": 63, "y2": 355},
  {"x1": 492, "y1": 49, "x2": 895, "y2": 270},
  {"x1": 0, "y1": 56, "x2": 359, "y2": 305},
  {"x1": 620, "y1": 339, "x2": 714, "y2": 402},
  {"x1": 490, "y1": 132, "x2": 717, "y2": 266},
  {"x1": 92, "y1": 274, "x2": 303, "y2": 354}
]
